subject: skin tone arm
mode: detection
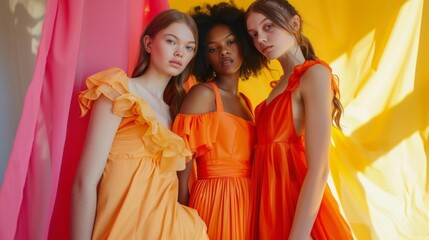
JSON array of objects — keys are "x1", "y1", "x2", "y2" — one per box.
[
  {"x1": 289, "y1": 65, "x2": 333, "y2": 240},
  {"x1": 177, "y1": 84, "x2": 216, "y2": 205},
  {"x1": 70, "y1": 95, "x2": 122, "y2": 240},
  {"x1": 177, "y1": 161, "x2": 194, "y2": 205}
]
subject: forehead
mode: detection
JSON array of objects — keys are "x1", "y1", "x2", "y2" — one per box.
[
  {"x1": 157, "y1": 22, "x2": 195, "y2": 42},
  {"x1": 246, "y1": 12, "x2": 268, "y2": 29},
  {"x1": 207, "y1": 25, "x2": 233, "y2": 43}
]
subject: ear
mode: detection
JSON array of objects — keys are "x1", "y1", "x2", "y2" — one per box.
[
  {"x1": 290, "y1": 15, "x2": 301, "y2": 31},
  {"x1": 143, "y1": 35, "x2": 152, "y2": 53}
]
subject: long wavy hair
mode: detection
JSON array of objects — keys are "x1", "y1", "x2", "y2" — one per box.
[
  {"x1": 246, "y1": 0, "x2": 343, "y2": 130},
  {"x1": 132, "y1": 9, "x2": 198, "y2": 118}
]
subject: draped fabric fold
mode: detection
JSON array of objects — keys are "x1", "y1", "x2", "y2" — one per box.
[
  {"x1": 0, "y1": 0, "x2": 169, "y2": 239},
  {"x1": 0, "y1": 0, "x2": 85, "y2": 239},
  {"x1": 171, "y1": 1, "x2": 429, "y2": 239},
  {"x1": 1, "y1": 0, "x2": 428, "y2": 239}
]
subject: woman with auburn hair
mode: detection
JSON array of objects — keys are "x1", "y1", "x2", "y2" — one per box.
[{"x1": 71, "y1": 9, "x2": 208, "y2": 239}]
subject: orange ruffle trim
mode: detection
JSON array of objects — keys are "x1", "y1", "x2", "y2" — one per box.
[{"x1": 78, "y1": 67, "x2": 191, "y2": 172}]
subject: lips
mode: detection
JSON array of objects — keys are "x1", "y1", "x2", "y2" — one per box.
[
  {"x1": 169, "y1": 60, "x2": 182, "y2": 68},
  {"x1": 262, "y1": 45, "x2": 272, "y2": 55},
  {"x1": 220, "y1": 57, "x2": 233, "y2": 66}
]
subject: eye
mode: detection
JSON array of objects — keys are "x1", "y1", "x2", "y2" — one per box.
[
  {"x1": 264, "y1": 23, "x2": 273, "y2": 31},
  {"x1": 186, "y1": 45, "x2": 195, "y2": 52},
  {"x1": 248, "y1": 32, "x2": 257, "y2": 39},
  {"x1": 227, "y1": 39, "x2": 235, "y2": 45},
  {"x1": 208, "y1": 47, "x2": 217, "y2": 53},
  {"x1": 166, "y1": 39, "x2": 176, "y2": 45}
]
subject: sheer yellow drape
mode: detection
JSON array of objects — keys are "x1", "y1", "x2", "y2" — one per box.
[{"x1": 170, "y1": 0, "x2": 429, "y2": 239}]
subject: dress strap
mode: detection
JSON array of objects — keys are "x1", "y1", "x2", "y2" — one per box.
[
  {"x1": 239, "y1": 93, "x2": 254, "y2": 115},
  {"x1": 207, "y1": 82, "x2": 224, "y2": 112}
]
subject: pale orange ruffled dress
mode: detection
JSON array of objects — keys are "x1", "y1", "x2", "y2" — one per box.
[
  {"x1": 78, "y1": 67, "x2": 208, "y2": 240},
  {"x1": 249, "y1": 60, "x2": 354, "y2": 239},
  {"x1": 173, "y1": 82, "x2": 255, "y2": 240}
]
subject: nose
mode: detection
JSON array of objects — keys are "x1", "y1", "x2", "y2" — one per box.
[
  {"x1": 257, "y1": 34, "x2": 267, "y2": 44},
  {"x1": 220, "y1": 47, "x2": 230, "y2": 57},
  {"x1": 174, "y1": 49, "x2": 183, "y2": 57}
]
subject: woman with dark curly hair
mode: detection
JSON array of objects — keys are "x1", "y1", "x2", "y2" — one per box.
[{"x1": 172, "y1": 1, "x2": 266, "y2": 239}]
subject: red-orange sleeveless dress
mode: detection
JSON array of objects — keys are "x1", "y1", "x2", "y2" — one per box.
[
  {"x1": 173, "y1": 82, "x2": 255, "y2": 240},
  {"x1": 249, "y1": 60, "x2": 354, "y2": 239}
]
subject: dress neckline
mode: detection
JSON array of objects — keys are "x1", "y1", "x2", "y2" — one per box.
[
  {"x1": 264, "y1": 60, "x2": 322, "y2": 108},
  {"x1": 117, "y1": 71, "x2": 173, "y2": 130},
  {"x1": 207, "y1": 81, "x2": 254, "y2": 123}
]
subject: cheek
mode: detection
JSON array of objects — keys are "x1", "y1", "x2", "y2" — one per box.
[
  {"x1": 233, "y1": 48, "x2": 244, "y2": 62},
  {"x1": 237, "y1": 56, "x2": 244, "y2": 65},
  {"x1": 252, "y1": 38, "x2": 257, "y2": 46},
  {"x1": 253, "y1": 40, "x2": 262, "y2": 52},
  {"x1": 154, "y1": 44, "x2": 169, "y2": 57},
  {"x1": 183, "y1": 52, "x2": 195, "y2": 65},
  {"x1": 207, "y1": 53, "x2": 218, "y2": 64},
  {"x1": 150, "y1": 47, "x2": 163, "y2": 62},
  {"x1": 231, "y1": 44, "x2": 241, "y2": 54}
]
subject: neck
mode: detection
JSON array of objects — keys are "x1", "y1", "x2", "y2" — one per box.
[
  {"x1": 135, "y1": 65, "x2": 172, "y2": 99},
  {"x1": 214, "y1": 73, "x2": 240, "y2": 95},
  {"x1": 277, "y1": 45, "x2": 306, "y2": 77}
]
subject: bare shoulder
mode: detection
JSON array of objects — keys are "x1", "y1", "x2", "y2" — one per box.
[
  {"x1": 180, "y1": 83, "x2": 216, "y2": 114},
  {"x1": 299, "y1": 63, "x2": 332, "y2": 90}
]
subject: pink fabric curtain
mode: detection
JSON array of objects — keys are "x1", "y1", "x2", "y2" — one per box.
[{"x1": 0, "y1": 0, "x2": 169, "y2": 239}]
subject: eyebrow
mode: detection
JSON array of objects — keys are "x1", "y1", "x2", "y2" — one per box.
[
  {"x1": 247, "y1": 17, "x2": 270, "y2": 31},
  {"x1": 163, "y1": 33, "x2": 196, "y2": 44},
  {"x1": 207, "y1": 33, "x2": 234, "y2": 45},
  {"x1": 261, "y1": 17, "x2": 270, "y2": 24}
]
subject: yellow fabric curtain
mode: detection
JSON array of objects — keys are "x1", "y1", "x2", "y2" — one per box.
[{"x1": 170, "y1": 0, "x2": 429, "y2": 239}]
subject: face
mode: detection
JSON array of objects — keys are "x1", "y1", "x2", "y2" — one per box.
[
  {"x1": 246, "y1": 11, "x2": 296, "y2": 60},
  {"x1": 145, "y1": 22, "x2": 196, "y2": 77},
  {"x1": 206, "y1": 25, "x2": 243, "y2": 78}
]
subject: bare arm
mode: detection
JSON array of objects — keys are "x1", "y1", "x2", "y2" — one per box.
[
  {"x1": 176, "y1": 83, "x2": 215, "y2": 205},
  {"x1": 177, "y1": 161, "x2": 194, "y2": 205},
  {"x1": 289, "y1": 65, "x2": 333, "y2": 240},
  {"x1": 70, "y1": 95, "x2": 122, "y2": 240}
]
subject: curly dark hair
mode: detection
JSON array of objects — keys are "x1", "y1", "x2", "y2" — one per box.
[{"x1": 189, "y1": 1, "x2": 267, "y2": 82}]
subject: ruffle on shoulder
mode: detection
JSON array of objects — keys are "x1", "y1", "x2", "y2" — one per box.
[
  {"x1": 78, "y1": 67, "x2": 129, "y2": 117},
  {"x1": 172, "y1": 112, "x2": 220, "y2": 158},
  {"x1": 114, "y1": 94, "x2": 191, "y2": 171},
  {"x1": 287, "y1": 60, "x2": 334, "y2": 93},
  {"x1": 78, "y1": 67, "x2": 191, "y2": 172}
]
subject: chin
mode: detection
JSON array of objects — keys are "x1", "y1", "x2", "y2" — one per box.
[
  {"x1": 265, "y1": 52, "x2": 281, "y2": 60},
  {"x1": 264, "y1": 55, "x2": 277, "y2": 60},
  {"x1": 167, "y1": 68, "x2": 184, "y2": 77}
]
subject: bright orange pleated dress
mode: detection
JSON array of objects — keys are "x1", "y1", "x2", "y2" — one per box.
[
  {"x1": 173, "y1": 82, "x2": 255, "y2": 240},
  {"x1": 249, "y1": 60, "x2": 354, "y2": 239},
  {"x1": 78, "y1": 67, "x2": 208, "y2": 240}
]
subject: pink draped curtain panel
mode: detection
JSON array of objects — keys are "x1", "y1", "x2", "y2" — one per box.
[{"x1": 0, "y1": 0, "x2": 169, "y2": 239}]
